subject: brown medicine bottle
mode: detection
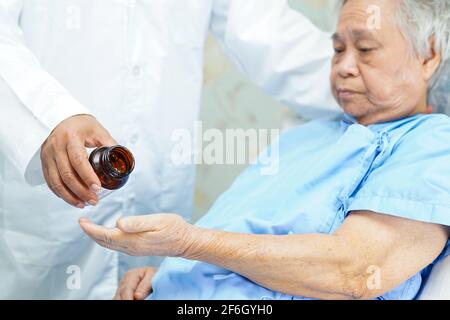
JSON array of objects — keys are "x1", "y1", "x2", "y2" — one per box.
[{"x1": 88, "y1": 145, "x2": 135, "y2": 199}]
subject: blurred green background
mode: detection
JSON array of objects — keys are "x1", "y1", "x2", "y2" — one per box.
[{"x1": 193, "y1": 0, "x2": 338, "y2": 221}]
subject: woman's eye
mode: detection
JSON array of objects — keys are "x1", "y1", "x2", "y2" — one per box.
[
  {"x1": 334, "y1": 47, "x2": 345, "y2": 54},
  {"x1": 359, "y1": 47, "x2": 375, "y2": 53}
]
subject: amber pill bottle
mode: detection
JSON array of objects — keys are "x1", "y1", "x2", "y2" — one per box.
[{"x1": 88, "y1": 145, "x2": 135, "y2": 199}]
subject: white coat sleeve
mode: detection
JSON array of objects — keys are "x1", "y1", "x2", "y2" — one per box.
[
  {"x1": 0, "y1": 1, "x2": 91, "y2": 185},
  {"x1": 209, "y1": 0, "x2": 341, "y2": 119}
]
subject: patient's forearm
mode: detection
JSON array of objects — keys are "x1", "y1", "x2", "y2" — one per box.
[
  {"x1": 184, "y1": 228, "x2": 368, "y2": 300},
  {"x1": 182, "y1": 211, "x2": 449, "y2": 300}
]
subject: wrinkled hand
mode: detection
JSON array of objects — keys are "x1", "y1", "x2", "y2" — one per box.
[
  {"x1": 79, "y1": 214, "x2": 196, "y2": 257},
  {"x1": 114, "y1": 267, "x2": 158, "y2": 300},
  {"x1": 41, "y1": 114, "x2": 117, "y2": 208}
]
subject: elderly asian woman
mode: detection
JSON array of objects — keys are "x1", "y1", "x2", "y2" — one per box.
[{"x1": 80, "y1": 0, "x2": 450, "y2": 300}]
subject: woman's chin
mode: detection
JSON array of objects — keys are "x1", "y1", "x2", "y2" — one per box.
[{"x1": 341, "y1": 104, "x2": 368, "y2": 118}]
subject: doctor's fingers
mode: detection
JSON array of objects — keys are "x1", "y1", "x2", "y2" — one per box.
[
  {"x1": 66, "y1": 139, "x2": 102, "y2": 193},
  {"x1": 89, "y1": 127, "x2": 118, "y2": 148},
  {"x1": 54, "y1": 149, "x2": 98, "y2": 205},
  {"x1": 45, "y1": 158, "x2": 84, "y2": 208}
]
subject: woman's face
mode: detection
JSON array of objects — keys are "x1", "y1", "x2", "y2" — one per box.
[{"x1": 331, "y1": 0, "x2": 432, "y2": 125}]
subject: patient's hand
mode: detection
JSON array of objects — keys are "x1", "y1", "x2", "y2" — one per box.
[
  {"x1": 78, "y1": 214, "x2": 196, "y2": 257},
  {"x1": 114, "y1": 267, "x2": 157, "y2": 300}
]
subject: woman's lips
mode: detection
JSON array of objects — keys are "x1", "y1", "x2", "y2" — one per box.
[{"x1": 337, "y1": 89, "x2": 362, "y2": 99}]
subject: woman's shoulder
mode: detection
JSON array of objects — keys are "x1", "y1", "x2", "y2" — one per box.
[
  {"x1": 392, "y1": 113, "x2": 450, "y2": 155},
  {"x1": 417, "y1": 113, "x2": 450, "y2": 124},
  {"x1": 406, "y1": 113, "x2": 450, "y2": 136}
]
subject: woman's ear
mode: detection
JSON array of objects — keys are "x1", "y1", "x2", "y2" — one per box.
[{"x1": 422, "y1": 37, "x2": 442, "y2": 82}]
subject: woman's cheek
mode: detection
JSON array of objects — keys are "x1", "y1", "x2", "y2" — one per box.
[
  {"x1": 330, "y1": 70, "x2": 339, "y2": 101},
  {"x1": 362, "y1": 69, "x2": 418, "y2": 110},
  {"x1": 390, "y1": 72, "x2": 425, "y2": 110}
]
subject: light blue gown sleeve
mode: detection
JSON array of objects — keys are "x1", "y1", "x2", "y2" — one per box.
[{"x1": 348, "y1": 115, "x2": 450, "y2": 227}]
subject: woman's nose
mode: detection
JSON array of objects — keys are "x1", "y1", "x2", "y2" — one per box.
[{"x1": 336, "y1": 52, "x2": 360, "y2": 78}]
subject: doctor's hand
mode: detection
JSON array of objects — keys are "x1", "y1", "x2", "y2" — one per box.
[
  {"x1": 79, "y1": 214, "x2": 196, "y2": 257},
  {"x1": 114, "y1": 267, "x2": 158, "y2": 300},
  {"x1": 41, "y1": 114, "x2": 117, "y2": 208}
]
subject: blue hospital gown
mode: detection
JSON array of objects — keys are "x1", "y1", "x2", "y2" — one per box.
[{"x1": 150, "y1": 113, "x2": 450, "y2": 300}]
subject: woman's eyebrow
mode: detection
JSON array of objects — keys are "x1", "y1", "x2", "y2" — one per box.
[
  {"x1": 332, "y1": 29, "x2": 379, "y2": 42},
  {"x1": 331, "y1": 33, "x2": 342, "y2": 42},
  {"x1": 351, "y1": 29, "x2": 378, "y2": 40}
]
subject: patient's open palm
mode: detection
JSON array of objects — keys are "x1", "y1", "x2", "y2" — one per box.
[{"x1": 79, "y1": 214, "x2": 194, "y2": 257}]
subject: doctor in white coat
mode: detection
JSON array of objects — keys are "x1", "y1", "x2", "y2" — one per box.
[{"x1": 0, "y1": 0, "x2": 339, "y2": 299}]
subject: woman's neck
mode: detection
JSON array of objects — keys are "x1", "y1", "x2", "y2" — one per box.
[
  {"x1": 356, "y1": 94, "x2": 431, "y2": 126},
  {"x1": 411, "y1": 94, "x2": 429, "y2": 115}
]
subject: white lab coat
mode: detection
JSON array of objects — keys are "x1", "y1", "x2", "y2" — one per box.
[{"x1": 0, "y1": 0, "x2": 339, "y2": 299}]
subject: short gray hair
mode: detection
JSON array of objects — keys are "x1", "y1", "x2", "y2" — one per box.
[{"x1": 337, "y1": 0, "x2": 450, "y2": 91}]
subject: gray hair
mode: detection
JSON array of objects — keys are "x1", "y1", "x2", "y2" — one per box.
[
  {"x1": 430, "y1": 60, "x2": 450, "y2": 114},
  {"x1": 337, "y1": 0, "x2": 450, "y2": 108}
]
